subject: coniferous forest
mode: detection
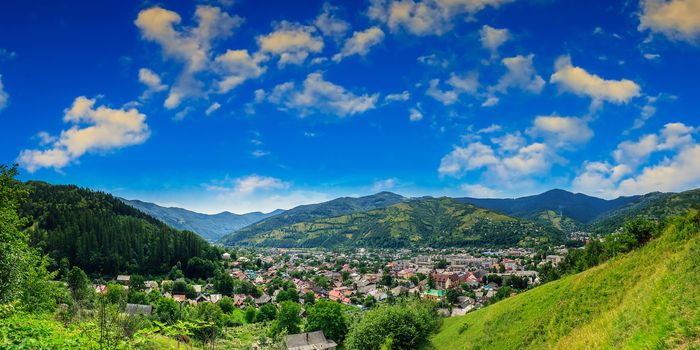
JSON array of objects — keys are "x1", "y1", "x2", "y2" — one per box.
[{"x1": 19, "y1": 181, "x2": 221, "y2": 276}]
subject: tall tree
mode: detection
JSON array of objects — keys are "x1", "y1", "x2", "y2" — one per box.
[
  {"x1": 0, "y1": 164, "x2": 30, "y2": 304},
  {"x1": 67, "y1": 266, "x2": 91, "y2": 303},
  {"x1": 274, "y1": 301, "x2": 301, "y2": 335},
  {"x1": 306, "y1": 300, "x2": 348, "y2": 343}
]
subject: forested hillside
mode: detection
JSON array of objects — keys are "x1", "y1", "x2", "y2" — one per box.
[
  {"x1": 236, "y1": 197, "x2": 565, "y2": 248},
  {"x1": 121, "y1": 198, "x2": 283, "y2": 241},
  {"x1": 458, "y1": 189, "x2": 644, "y2": 230},
  {"x1": 588, "y1": 189, "x2": 699, "y2": 234},
  {"x1": 19, "y1": 181, "x2": 220, "y2": 276},
  {"x1": 221, "y1": 191, "x2": 405, "y2": 245},
  {"x1": 431, "y1": 211, "x2": 700, "y2": 349}
]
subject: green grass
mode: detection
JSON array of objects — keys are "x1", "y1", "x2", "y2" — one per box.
[{"x1": 431, "y1": 213, "x2": 700, "y2": 350}]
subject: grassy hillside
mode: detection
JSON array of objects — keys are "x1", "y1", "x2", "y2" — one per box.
[
  {"x1": 220, "y1": 191, "x2": 405, "y2": 245},
  {"x1": 237, "y1": 197, "x2": 564, "y2": 249},
  {"x1": 431, "y1": 212, "x2": 700, "y2": 349},
  {"x1": 122, "y1": 198, "x2": 282, "y2": 241}
]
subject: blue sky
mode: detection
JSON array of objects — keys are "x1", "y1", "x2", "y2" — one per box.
[{"x1": 2, "y1": 0, "x2": 700, "y2": 214}]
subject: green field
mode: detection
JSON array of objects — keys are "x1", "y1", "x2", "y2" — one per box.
[{"x1": 431, "y1": 212, "x2": 700, "y2": 349}]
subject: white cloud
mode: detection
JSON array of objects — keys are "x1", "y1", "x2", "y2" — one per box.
[
  {"x1": 550, "y1": 55, "x2": 641, "y2": 104},
  {"x1": 426, "y1": 79, "x2": 459, "y2": 105},
  {"x1": 251, "y1": 149, "x2": 270, "y2": 157},
  {"x1": 372, "y1": 178, "x2": 398, "y2": 191},
  {"x1": 527, "y1": 115, "x2": 594, "y2": 148},
  {"x1": 498, "y1": 142, "x2": 550, "y2": 177},
  {"x1": 476, "y1": 124, "x2": 501, "y2": 133},
  {"x1": 490, "y1": 131, "x2": 526, "y2": 152},
  {"x1": 257, "y1": 21, "x2": 324, "y2": 66},
  {"x1": 426, "y1": 72, "x2": 479, "y2": 105},
  {"x1": 439, "y1": 115, "x2": 591, "y2": 181},
  {"x1": 417, "y1": 53, "x2": 449, "y2": 68},
  {"x1": 461, "y1": 184, "x2": 501, "y2": 198},
  {"x1": 480, "y1": 25, "x2": 510, "y2": 55},
  {"x1": 368, "y1": 0, "x2": 513, "y2": 36},
  {"x1": 494, "y1": 54, "x2": 545, "y2": 94},
  {"x1": 616, "y1": 145, "x2": 700, "y2": 194},
  {"x1": 214, "y1": 49, "x2": 267, "y2": 92},
  {"x1": 384, "y1": 91, "x2": 411, "y2": 103},
  {"x1": 632, "y1": 95, "x2": 658, "y2": 129},
  {"x1": 206, "y1": 174, "x2": 288, "y2": 194},
  {"x1": 205, "y1": 102, "x2": 221, "y2": 115},
  {"x1": 36, "y1": 131, "x2": 57, "y2": 146},
  {"x1": 613, "y1": 134, "x2": 659, "y2": 167},
  {"x1": 438, "y1": 142, "x2": 499, "y2": 177},
  {"x1": 199, "y1": 188, "x2": 333, "y2": 214},
  {"x1": 135, "y1": 5, "x2": 243, "y2": 109},
  {"x1": 332, "y1": 26, "x2": 385, "y2": 62},
  {"x1": 0, "y1": 74, "x2": 8, "y2": 111},
  {"x1": 639, "y1": 0, "x2": 700, "y2": 41},
  {"x1": 314, "y1": 3, "x2": 350, "y2": 40},
  {"x1": 614, "y1": 122, "x2": 695, "y2": 167},
  {"x1": 194, "y1": 175, "x2": 341, "y2": 213},
  {"x1": 268, "y1": 72, "x2": 379, "y2": 117},
  {"x1": 409, "y1": 107, "x2": 424, "y2": 121},
  {"x1": 138, "y1": 68, "x2": 167, "y2": 99},
  {"x1": 658, "y1": 121, "x2": 697, "y2": 149},
  {"x1": 481, "y1": 96, "x2": 499, "y2": 107},
  {"x1": 571, "y1": 161, "x2": 631, "y2": 198},
  {"x1": 18, "y1": 96, "x2": 150, "y2": 172},
  {"x1": 573, "y1": 122, "x2": 700, "y2": 197}
]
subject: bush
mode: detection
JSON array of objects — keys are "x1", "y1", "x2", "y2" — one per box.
[
  {"x1": 257, "y1": 303, "x2": 277, "y2": 322},
  {"x1": 345, "y1": 300, "x2": 440, "y2": 350},
  {"x1": 306, "y1": 300, "x2": 347, "y2": 343},
  {"x1": 272, "y1": 301, "x2": 301, "y2": 335},
  {"x1": 219, "y1": 296, "x2": 235, "y2": 314}
]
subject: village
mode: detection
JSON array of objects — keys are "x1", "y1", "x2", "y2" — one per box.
[{"x1": 96, "y1": 244, "x2": 568, "y2": 348}]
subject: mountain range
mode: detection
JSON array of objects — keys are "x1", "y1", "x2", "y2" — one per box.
[
  {"x1": 457, "y1": 188, "x2": 643, "y2": 224},
  {"x1": 121, "y1": 187, "x2": 700, "y2": 249},
  {"x1": 219, "y1": 191, "x2": 406, "y2": 246},
  {"x1": 120, "y1": 199, "x2": 284, "y2": 241},
  {"x1": 230, "y1": 197, "x2": 564, "y2": 248},
  {"x1": 216, "y1": 189, "x2": 656, "y2": 248}
]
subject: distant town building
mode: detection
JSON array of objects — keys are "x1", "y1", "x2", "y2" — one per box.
[
  {"x1": 285, "y1": 331, "x2": 337, "y2": 350},
  {"x1": 421, "y1": 289, "x2": 446, "y2": 302},
  {"x1": 116, "y1": 275, "x2": 131, "y2": 285}
]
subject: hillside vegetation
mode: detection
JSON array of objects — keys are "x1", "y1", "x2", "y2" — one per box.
[
  {"x1": 220, "y1": 191, "x2": 405, "y2": 245},
  {"x1": 122, "y1": 198, "x2": 282, "y2": 241},
  {"x1": 236, "y1": 197, "x2": 564, "y2": 248},
  {"x1": 431, "y1": 211, "x2": 700, "y2": 349},
  {"x1": 589, "y1": 189, "x2": 699, "y2": 235},
  {"x1": 19, "y1": 181, "x2": 219, "y2": 276},
  {"x1": 458, "y1": 189, "x2": 642, "y2": 226}
]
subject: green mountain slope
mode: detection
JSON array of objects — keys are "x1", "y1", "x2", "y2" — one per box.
[
  {"x1": 19, "y1": 181, "x2": 218, "y2": 276},
  {"x1": 524, "y1": 209, "x2": 582, "y2": 232},
  {"x1": 588, "y1": 189, "x2": 699, "y2": 234},
  {"x1": 234, "y1": 197, "x2": 565, "y2": 248},
  {"x1": 431, "y1": 212, "x2": 700, "y2": 349},
  {"x1": 121, "y1": 198, "x2": 283, "y2": 241},
  {"x1": 220, "y1": 191, "x2": 405, "y2": 245},
  {"x1": 458, "y1": 189, "x2": 643, "y2": 230}
]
